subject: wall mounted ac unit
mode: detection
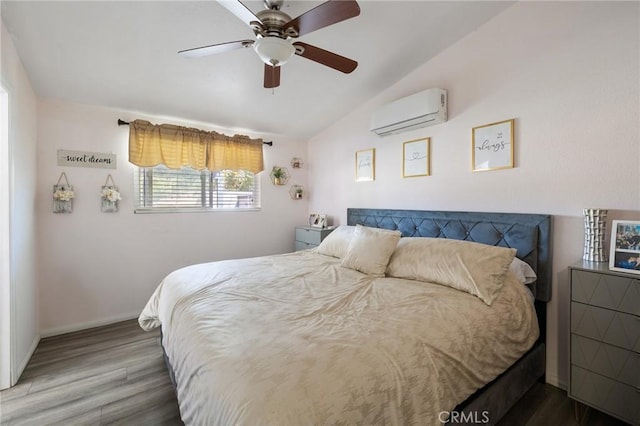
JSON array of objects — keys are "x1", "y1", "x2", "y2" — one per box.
[{"x1": 370, "y1": 88, "x2": 447, "y2": 137}]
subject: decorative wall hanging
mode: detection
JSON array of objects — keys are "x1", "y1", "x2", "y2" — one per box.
[
  {"x1": 472, "y1": 119, "x2": 514, "y2": 172},
  {"x1": 289, "y1": 185, "x2": 304, "y2": 199},
  {"x1": 53, "y1": 172, "x2": 74, "y2": 213},
  {"x1": 290, "y1": 157, "x2": 303, "y2": 169},
  {"x1": 57, "y1": 149, "x2": 117, "y2": 169},
  {"x1": 355, "y1": 148, "x2": 375, "y2": 182},
  {"x1": 583, "y1": 208, "x2": 608, "y2": 262},
  {"x1": 101, "y1": 174, "x2": 121, "y2": 213},
  {"x1": 403, "y1": 138, "x2": 430, "y2": 178},
  {"x1": 609, "y1": 220, "x2": 640, "y2": 274},
  {"x1": 270, "y1": 166, "x2": 289, "y2": 186}
]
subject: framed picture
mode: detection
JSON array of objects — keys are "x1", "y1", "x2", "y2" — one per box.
[
  {"x1": 355, "y1": 148, "x2": 375, "y2": 182},
  {"x1": 309, "y1": 213, "x2": 327, "y2": 228},
  {"x1": 609, "y1": 220, "x2": 640, "y2": 274},
  {"x1": 472, "y1": 118, "x2": 514, "y2": 172},
  {"x1": 403, "y1": 138, "x2": 430, "y2": 178}
]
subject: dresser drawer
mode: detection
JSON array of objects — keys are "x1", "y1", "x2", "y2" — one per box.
[
  {"x1": 295, "y1": 227, "x2": 323, "y2": 245},
  {"x1": 572, "y1": 270, "x2": 640, "y2": 316},
  {"x1": 571, "y1": 334, "x2": 639, "y2": 387},
  {"x1": 294, "y1": 240, "x2": 316, "y2": 251},
  {"x1": 570, "y1": 366, "x2": 640, "y2": 425},
  {"x1": 295, "y1": 227, "x2": 335, "y2": 246},
  {"x1": 571, "y1": 302, "x2": 640, "y2": 352}
]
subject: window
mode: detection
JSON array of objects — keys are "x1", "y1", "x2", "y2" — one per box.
[{"x1": 135, "y1": 165, "x2": 260, "y2": 212}]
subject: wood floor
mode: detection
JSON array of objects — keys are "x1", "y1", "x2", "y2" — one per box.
[
  {"x1": 0, "y1": 319, "x2": 629, "y2": 426},
  {"x1": 0, "y1": 320, "x2": 181, "y2": 426}
]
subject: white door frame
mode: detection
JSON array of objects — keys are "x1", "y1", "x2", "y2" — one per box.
[{"x1": 0, "y1": 83, "x2": 13, "y2": 390}]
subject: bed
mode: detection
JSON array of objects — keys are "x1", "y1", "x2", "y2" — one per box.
[{"x1": 139, "y1": 209, "x2": 552, "y2": 425}]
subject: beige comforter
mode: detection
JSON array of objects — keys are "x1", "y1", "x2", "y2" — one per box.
[{"x1": 139, "y1": 250, "x2": 538, "y2": 425}]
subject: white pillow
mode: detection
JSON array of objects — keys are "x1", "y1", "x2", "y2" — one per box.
[
  {"x1": 316, "y1": 225, "x2": 355, "y2": 258},
  {"x1": 341, "y1": 225, "x2": 401, "y2": 277},
  {"x1": 386, "y1": 237, "x2": 516, "y2": 306},
  {"x1": 509, "y1": 257, "x2": 537, "y2": 285}
]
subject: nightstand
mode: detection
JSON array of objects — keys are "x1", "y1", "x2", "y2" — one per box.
[
  {"x1": 294, "y1": 226, "x2": 334, "y2": 251},
  {"x1": 568, "y1": 261, "x2": 640, "y2": 425}
]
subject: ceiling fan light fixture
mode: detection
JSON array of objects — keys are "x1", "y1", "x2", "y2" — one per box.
[{"x1": 253, "y1": 37, "x2": 295, "y2": 66}]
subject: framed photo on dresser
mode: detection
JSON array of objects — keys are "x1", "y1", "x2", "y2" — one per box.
[
  {"x1": 308, "y1": 213, "x2": 327, "y2": 228},
  {"x1": 609, "y1": 220, "x2": 640, "y2": 274}
]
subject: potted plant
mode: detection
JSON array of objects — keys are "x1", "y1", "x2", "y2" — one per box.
[
  {"x1": 295, "y1": 187, "x2": 303, "y2": 199},
  {"x1": 272, "y1": 167, "x2": 285, "y2": 185}
]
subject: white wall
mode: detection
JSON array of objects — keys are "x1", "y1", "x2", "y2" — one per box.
[
  {"x1": 0, "y1": 22, "x2": 39, "y2": 387},
  {"x1": 36, "y1": 100, "x2": 308, "y2": 335},
  {"x1": 308, "y1": 2, "x2": 639, "y2": 389}
]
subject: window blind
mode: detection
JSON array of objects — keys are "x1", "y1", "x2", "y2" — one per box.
[{"x1": 135, "y1": 165, "x2": 260, "y2": 212}]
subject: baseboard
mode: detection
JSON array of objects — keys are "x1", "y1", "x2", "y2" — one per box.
[
  {"x1": 40, "y1": 311, "x2": 140, "y2": 338},
  {"x1": 14, "y1": 333, "x2": 39, "y2": 385},
  {"x1": 545, "y1": 373, "x2": 567, "y2": 391}
]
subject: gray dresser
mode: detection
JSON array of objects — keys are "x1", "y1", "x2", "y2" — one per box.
[
  {"x1": 568, "y1": 261, "x2": 640, "y2": 425},
  {"x1": 294, "y1": 226, "x2": 334, "y2": 251}
]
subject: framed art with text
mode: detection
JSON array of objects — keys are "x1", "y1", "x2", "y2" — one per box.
[
  {"x1": 472, "y1": 119, "x2": 514, "y2": 172},
  {"x1": 355, "y1": 148, "x2": 375, "y2": 182},
  {"x1": 403, "y1": 138, "x2": 430, "y2": 178}
]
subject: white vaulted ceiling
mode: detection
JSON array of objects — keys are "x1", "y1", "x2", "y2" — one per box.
[{"x1": 1, "y1": 1, "x2": 511, "y2": 139}]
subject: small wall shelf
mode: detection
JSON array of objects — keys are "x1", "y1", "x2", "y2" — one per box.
[
  {"x1": 291, "y1": 157, "x2": 303, "y2": 169},
  {"x1": 270, "y1": 166, "x2": 290, "y2": 186},
  {"x1": 289, "y1": 185, "x2": 304, "y2": 199}
]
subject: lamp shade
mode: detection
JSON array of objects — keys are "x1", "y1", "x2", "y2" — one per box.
[{"x1": 253, "y1": 37, "x2": 295, "y2": 66}]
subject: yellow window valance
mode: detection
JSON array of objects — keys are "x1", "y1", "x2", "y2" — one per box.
[{"x1": 128, "y1": 119, "x2": 264, "y2": 173}]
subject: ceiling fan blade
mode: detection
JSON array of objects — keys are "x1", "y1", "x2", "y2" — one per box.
[
  {"x1": 285, "y1": 0, "x2": 360, "y2": 37},
  {"x1": 264, "y1": 64, "x2": 281, "y2": 88},
  {"x1": 217, "y1": 0, "x2": 262, "y2": 28},
  {"x1": 293, "y1": 42, "x2": 357, "y2": 74},
  {"x1": 178, "y1": 40, "x2": 254, "y2": 58}
]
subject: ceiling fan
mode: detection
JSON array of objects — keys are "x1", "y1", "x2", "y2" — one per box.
[{"x1": 179, "y1": 0, "x2": 360, "y2": 88}]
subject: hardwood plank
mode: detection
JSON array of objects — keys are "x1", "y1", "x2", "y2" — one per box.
[
  {"x1": 0, "y1": 382, "x2": 31, "y2": 403},
  {"x1": 2, "y1": 368, "x2": 128, "y2": 421},
  {"x1": 497, "y1": 382, "x2": 629, "y2": 426},
  {"x1": 99, "y1": 382, "x2": 179, "y2": 424},
  {"x1": 24, "y1": 333, "x2": 158, "y2": 372},
  {"x1": 10, "y1": 407, "x2": 103, "y2": 426}
]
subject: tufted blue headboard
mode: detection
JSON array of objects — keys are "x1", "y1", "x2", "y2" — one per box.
[{"x1": 347, "y1": 208, "x2": 552, "y2": 302}]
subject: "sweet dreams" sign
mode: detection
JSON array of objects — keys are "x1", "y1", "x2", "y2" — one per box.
[{"x1": 57, "y1": 149, "x2": 117, "y2": 169}]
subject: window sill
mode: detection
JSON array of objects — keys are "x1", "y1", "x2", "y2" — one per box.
[{"x1": 134, "y1": 207, "x2": 262, "y2": 214}]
